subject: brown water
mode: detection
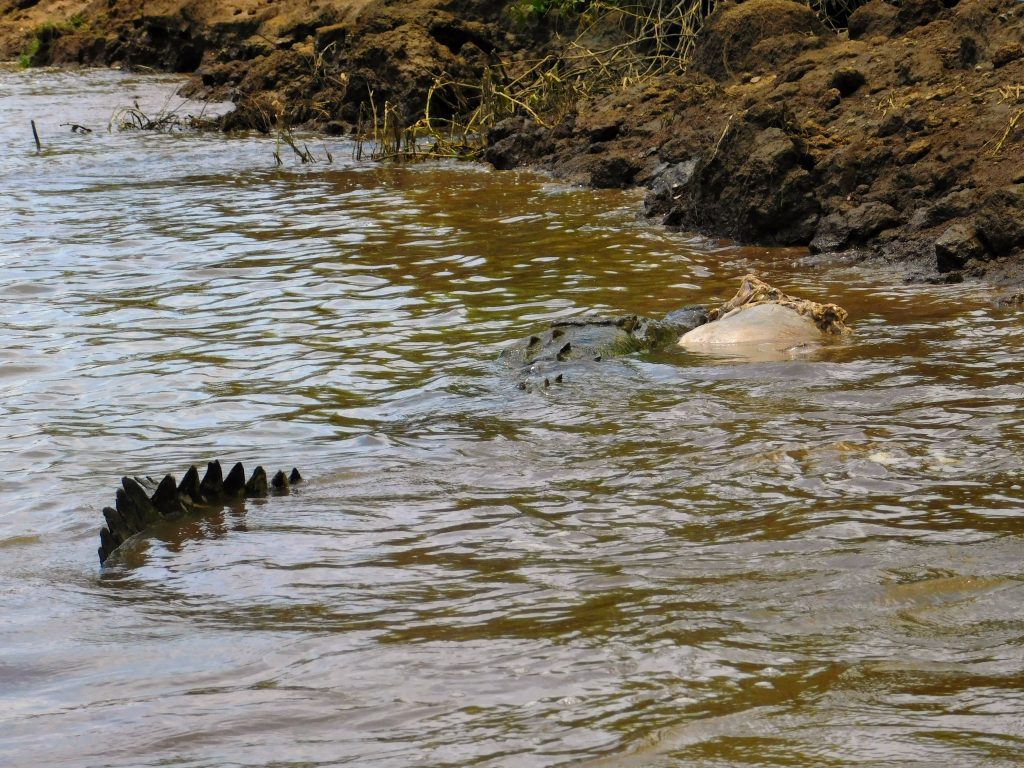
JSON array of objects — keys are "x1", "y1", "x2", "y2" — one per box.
[{"x1": 2, "y1": 68, "x2": 1024, "y2": 768}]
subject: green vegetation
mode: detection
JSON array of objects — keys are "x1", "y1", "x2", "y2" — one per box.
[
  {"x1": 17, "y1": 16, "x2": 88, "y2": 68},
  {"x1": 17, "y1": 37, "x2": 41, "y2": 69}
]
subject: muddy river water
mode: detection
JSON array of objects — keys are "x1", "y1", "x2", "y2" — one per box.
[{"x1": 1, "y1": 68, "x2": 1023, "y2": 767}]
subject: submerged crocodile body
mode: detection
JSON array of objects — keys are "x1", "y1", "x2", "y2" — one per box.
[
  {"x1": 98, "y1": 459, "x2": 301, "y2": 565},
  {"x1": 500, "y1": 306, "x2": 710, "y2": 388},
  {"x1": 95, "y1": 278, "x2": 850, "y2": 562}
]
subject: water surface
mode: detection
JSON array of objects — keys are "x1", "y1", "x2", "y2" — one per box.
[{"x1": 2, "y1": 68, "x2": 1023, "y2": 768}]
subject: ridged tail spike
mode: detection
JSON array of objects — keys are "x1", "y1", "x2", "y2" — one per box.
[
  {"x1": 102, "y1": 507, "x2": 128, "y2": 544},
  {"x1": 100, "y1": 460, "x2": 303, "y2": 566},
  {"x1": 114, "y1": 488, "x2": 142, "y2": 532},
  {"x1": 151, "y1": 474, "x2": 182, "y2": 517},
  {"x1": 121, "y1": 477, "x2": 158, "y2": 528},
  {"x1": 200, "y1": 460, "x2": 224, "y2": 499},
  {"x1": 99, "y1": 526, "x2": 117, "y2": 564},
  {"x1": 178, "y1": 465, "x2": 202, "y2": 504},
  {"x1": 134, "y1": 476, "x2": 159, "y2": 494},
  {"x1": 223, "y1": 462, "x2": 247, "y2": 496},
  {"x1": 245, "y1": 466, "x2": 268, "y2": 498},
  {"x1": 271, "y1": 469, "x2": 289, "y2": 490}
]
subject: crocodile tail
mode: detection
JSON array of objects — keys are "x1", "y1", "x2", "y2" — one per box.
[{"x1": 98, "y1": 461, "x2": 302, "y2": 565}]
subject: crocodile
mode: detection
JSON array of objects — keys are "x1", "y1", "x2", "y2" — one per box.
[
  {"x1": 500, "y1": 305, "x2": 710, "y2": 389},
  {"x1": 501, "y1": 274, "x2": 851, "y2": 386},
  {"x1": 95, "y1": 279, "x2": 848, "y2": 562},
  {"x1": 97, "y1": 459, "x2": 301, "y2": 565}
]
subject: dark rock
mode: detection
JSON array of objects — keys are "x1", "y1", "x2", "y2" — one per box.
[
  {"x1": 678, "y1": 124, "x2": 820, "y2": 245},
  {"x1": 942, "y1": 36, "x2": 978, "y2": 69},
  {"x1": 643, "y1": 159, "x2": 699, "y2": 219},
  {"x1": 829, "y1": 67, "x2": 866, "y2": 97},
  {"x1": 975, "y1": 186, "x2": 1024, "y2": 256},
  {"x1": 820, "y1": 88, "x2": 842, "y2": 110},
  {"x1": 483, "y1": 116, "x2": 552, "y2": 171},
  {"x1": 589, "y1": 155, "x2": 640, "y2": 189},
  {"x1": 935, "y1": 222, "x2": 986, "y2": 271},
  {"x1": 894, "y1": 0, "x2": 945, "y2": 31},
  {"x1": 993, "y1": 42, "x2": 1023, "y2": 68},
  {"x1": 876, "y1": 113, "x2": 905, "y2": 138},
  {"x1": 588, "y1": 122, "x2": 620, "y2": 142},
  {"x1": 810, "y1": 201, "x2": 901, "y2": 252}
]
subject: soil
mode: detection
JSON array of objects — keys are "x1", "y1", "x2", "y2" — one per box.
[{"x1": 2, "y1": 0, "x2": 1023, "y2": 288}]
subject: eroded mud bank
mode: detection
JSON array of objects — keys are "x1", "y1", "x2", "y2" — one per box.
[{"x1": 3, "y1": 0, "x2": 1022, "y2": 286}]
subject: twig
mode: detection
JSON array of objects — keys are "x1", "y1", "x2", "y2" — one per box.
[
  {"x1": 31, "y1": 120, "x2": 41, "y2": 153},
  {"x1": 991, "y1": 108, "x2": 1024, "y2": 154}
]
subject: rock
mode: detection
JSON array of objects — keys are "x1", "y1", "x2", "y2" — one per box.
[
  {"x1": 934, "y1": 222, "x2": 986, "y2": 272},
  {"x1": 483, "y1": 116, "x2": 552, "y2": 171},
  {"x1": 677, "y1": 124, "x2": 820, "y2": 245},
  {"x1": 821, "y1": 88, "x2": 842, "y2": 110},
  {"x1": 810, "y1": 201, "x2": 901, "y2": 252},
  {"x1": 643, "y1": 159, "x2": 699, "y2": 221},
  {"x1": 975, "y1": 186, "x2": 1024, "y2": 256},
  {"x1": 899, "y1": 138, "x2": 932, "y2": 164},
  {"x1": 589, "y1": 154, "x2": 640, "y2": 189},
  {"x1": 993, "y1": 42, "x2": 1023, "y2": 68}
]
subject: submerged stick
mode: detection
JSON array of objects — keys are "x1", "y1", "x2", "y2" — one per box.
[{"x1": 30, "y1": 119, "x2": 41, "y2": 153}]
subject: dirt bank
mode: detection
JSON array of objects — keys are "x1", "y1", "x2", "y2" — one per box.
[
  {"x1": 0, "y1": 0, "x2": 534, "y2": 128},
  {"x1": 3, "y1": 0, "x2": 1022, "y2": 287},
  {"x1": 486, "y1": 0, "x2": 1024, "y2": 287}
]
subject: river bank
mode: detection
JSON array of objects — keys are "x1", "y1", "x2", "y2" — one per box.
[{"x1": 2, "y1": 0, "x2": 1022, "y2": 288}]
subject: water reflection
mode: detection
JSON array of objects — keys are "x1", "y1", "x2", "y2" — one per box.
[{"x1": 1, "y1": 68, "x2": 1024, "y2": 768}]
